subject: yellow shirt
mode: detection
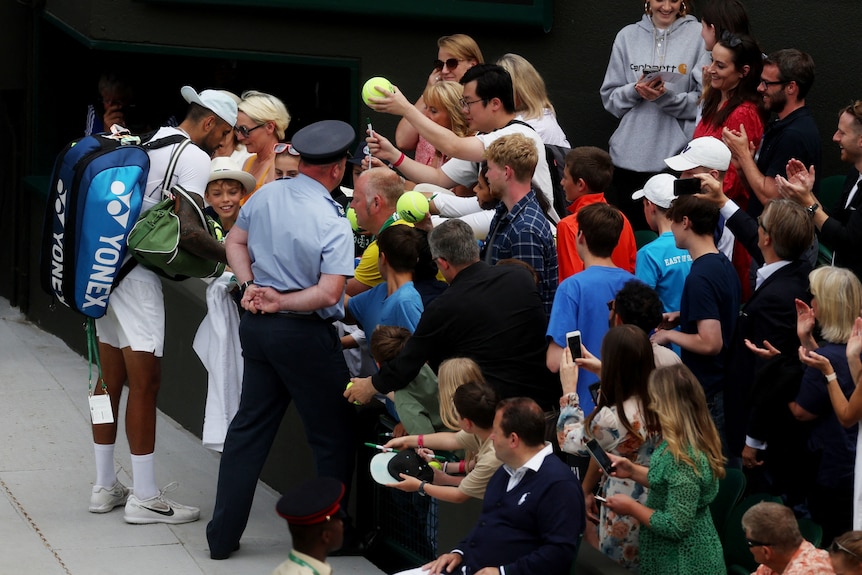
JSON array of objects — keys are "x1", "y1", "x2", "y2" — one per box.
[{"x1": 353, "y1": 218, "x2": 412, "y2": 288}]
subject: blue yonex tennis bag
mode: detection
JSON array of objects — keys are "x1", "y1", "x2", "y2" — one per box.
[{"x1": 40, "y1": 132, "x2": 185, "y2": 318}]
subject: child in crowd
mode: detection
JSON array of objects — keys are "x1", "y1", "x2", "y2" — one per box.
[
  {"x1": 383, "y1": 358, "x2": 501, "y2": 502},
  {"x1": 204, "y1": 157, "x2": 255, "y2": 233},
  {"x1": 370, "y1": 325, "x2": 442, "y2": 436}
]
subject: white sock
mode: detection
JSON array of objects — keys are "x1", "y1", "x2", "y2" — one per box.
[
  {"x1": 93, "y1": 443, "x2": 117, "y2": 488},
  {"x1": 131, "y1": 453, "x2": 158, "y2": 500}
]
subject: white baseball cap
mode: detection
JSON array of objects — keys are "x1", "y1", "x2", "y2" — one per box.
[
  {"x1": 632, "y1": 173, "x2": 678, "y2": 209},
  {"x1": 664, "y1": 137, "x2": 731, "y2": 172},
  {"x1": 208, "y1": 157, "x2": 256, "y2": 194},
  {"x1": 181, "y1": 86, "x2": 238, "y2": 127}
]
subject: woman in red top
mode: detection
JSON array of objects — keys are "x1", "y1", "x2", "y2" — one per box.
[{"x1": 695, "y1": 33, "x2": 764, "y2": 299}]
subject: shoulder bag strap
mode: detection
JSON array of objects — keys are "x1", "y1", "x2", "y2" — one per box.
[{"x1": 159, "y1": 138, "x2": 193, "y2": 199}]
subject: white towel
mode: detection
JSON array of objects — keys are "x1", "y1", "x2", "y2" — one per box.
[{"x1": 193, "y1": 273, "x2": 243, "y2": 452}]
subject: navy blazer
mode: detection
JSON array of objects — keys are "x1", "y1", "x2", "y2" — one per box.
[
  {"x1": 820, "y1": 169, "x2": 862, "y2": 279},
  {"x1": 723, "y1": 208, "x2": 811, "y2": 455}
]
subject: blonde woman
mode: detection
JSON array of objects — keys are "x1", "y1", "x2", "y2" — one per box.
[
  {"x1": 605, "y1": 364, "x2": 725, "y2": 575},
  {"x1": 235, "y1": 90, "x2": 290, "y2": 200},
  {"x1": 395, "y1": 34, "x2": 483, "y2": 154},
  {"x1": 415, "y1": 81, "x2": 471, "y2": 168},
  {"x1": 791, "y1": 266, "x2": 862, "y2": 542},
  {"x1": 383, "y1": 358, "x2": 501, "y2": 503},
  {"x1": 496, "y1": 53, "x2": 569, "y2": 147}
]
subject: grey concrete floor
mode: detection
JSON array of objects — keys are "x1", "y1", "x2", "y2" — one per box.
[{"x1": 0, "y1": 297, "x2": 384, "y2": 575}]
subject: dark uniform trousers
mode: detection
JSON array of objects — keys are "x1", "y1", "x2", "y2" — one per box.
[{"x1": 207, "y1": 312, "x2": 356, "y2": 556}]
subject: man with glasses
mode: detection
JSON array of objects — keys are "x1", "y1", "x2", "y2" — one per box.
[
  {"x1": 698, "y1": 170, "x2": 813, "y2": 495},
  {"x1": 721, "y1": 49, "x2": 821, "y2": 218},
  {"x1": 366, "y1": 64, "x2": 556, "y2": 230},
  {"x1": 740, "y1": 502, "x2": 833, "y2": 574},
  {"x1": 777, "y1": 101, "x2": 862, "y2": 281}
]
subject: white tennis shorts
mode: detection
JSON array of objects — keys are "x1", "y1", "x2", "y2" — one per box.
[{"x1": 95, "y1": 272, "x2": 165, "y2": 356}]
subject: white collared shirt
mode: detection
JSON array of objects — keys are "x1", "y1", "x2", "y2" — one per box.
[
  {"x1": 502, "y1": 443, "x2": 553, "y2": 492},
  {"x1": 755, "y1": 260, "x2": 791, "y2": 290}
]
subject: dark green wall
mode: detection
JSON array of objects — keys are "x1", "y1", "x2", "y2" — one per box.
[{"x1": 35, "y1": 0, "x2": 862, "y2": 178}]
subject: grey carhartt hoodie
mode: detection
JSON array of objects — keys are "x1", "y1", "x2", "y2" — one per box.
[{"x1": 601, "y1": 14, "x2": 709, "y2": 172}]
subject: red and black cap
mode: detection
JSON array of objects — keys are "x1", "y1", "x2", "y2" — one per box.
[{"x1": 276, "y1": 477, "x2": 345, "y2": 526}]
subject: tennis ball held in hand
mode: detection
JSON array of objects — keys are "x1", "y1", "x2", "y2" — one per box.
[
  {"x1": 396, "y1": 190, "x2": 430, "y2": 223},
  {"x1": 345, "y1": 381, "x2": 362, "y2": 405},
  {"x1": 362, "y1": 77, "x2": 395, "y2": 107}
]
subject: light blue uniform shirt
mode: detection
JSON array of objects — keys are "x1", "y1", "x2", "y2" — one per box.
[{"x1": 236, "y1": 174, "x2": 354, "y2": 320}]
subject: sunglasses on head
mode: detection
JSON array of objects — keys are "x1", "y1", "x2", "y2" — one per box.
[
  {"x1": 831, "y1": 539, "x2": 862, "y2": 560},
  {"x1": 273, "y1": 142, "x2": 299, "y2": 156},
  {"x1": 433, "y1": 58, "x2": 464, "y2": 71}
]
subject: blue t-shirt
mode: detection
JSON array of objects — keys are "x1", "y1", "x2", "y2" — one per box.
[
  {"x1": 348, "y1": 281, "x2": 424, "y2": 353},
  {"x1": 547, "y1": 266, "x2": 638, "y2": 412},
  {"x1": 795, "y1": 342, "x2": 857, "y2": 488},
  {"x1": 635, "y1": 231, "x2": 692, "y2": 314},
  {"x1": 679, "y1": 253, "x2": 740, "y2": 396}
]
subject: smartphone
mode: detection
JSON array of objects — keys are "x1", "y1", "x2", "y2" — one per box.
[
  {"x1": 673, "y1": 177, "x2": 701, "y2": 196},
  {"x1": 586, "y1": 438, "x2": 615, "y2": 475},
  {"x1": 588, "y1": 382, "x2": 601, "y2": 406},
  {"x1": 566, "y1": 330, "x2": 582, "y2": 360}
]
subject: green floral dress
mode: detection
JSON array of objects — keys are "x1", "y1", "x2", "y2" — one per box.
[{"x1": 640, "y1": 441, "x2": 724, "y2": 575}]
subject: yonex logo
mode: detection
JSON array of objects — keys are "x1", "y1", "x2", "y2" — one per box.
[
  {"x1": 50, "y1": 179, "x2": 68, "y2": 303},
  {"x1": 107, "y1": 180, "x2": 133, "y2": 228}
]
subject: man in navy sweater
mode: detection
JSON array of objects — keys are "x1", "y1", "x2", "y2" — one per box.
[{"x1": 423, "y1": 398, "x2": 584, "y2": 575}]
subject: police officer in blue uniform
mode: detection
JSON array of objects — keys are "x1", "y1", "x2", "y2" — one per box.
[{"x1": 207, "y1": 120, "x2": 358, "y2": 560}]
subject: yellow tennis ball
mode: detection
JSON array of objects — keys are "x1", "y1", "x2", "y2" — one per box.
[
  {"x1": 429, "y1": 461, "x2": 442, "y2": 470},
  {"x1": 346, "y1": 207, "x2": 359, "y2": 231},
  {"x1": 362, "y1": 76, "x2": 394, "y2": 107},
  {"x1": 396, "y1": 190, "x2": 429, "y2": 223},
  {"x1": 345, "y1": 381, "x2": 361, "y2": 405}
]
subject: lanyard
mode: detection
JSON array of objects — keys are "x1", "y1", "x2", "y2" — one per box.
[{"x1": 288, "y1": 551, "x2": 322, "y2": 575}]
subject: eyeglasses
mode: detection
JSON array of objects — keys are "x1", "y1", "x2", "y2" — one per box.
[
  {"x1": 831, "y1": 539, "x2": 862, "y2": 560},
  {"x1": 759, "y1": 78, "x2": 789, "y2": 88},
  {"x1": 746, "y1": 539, "x2": 773, "y2": 548},
  {"x1": 433, "y1": 58, "x2": 464, "y2": 71},
  {"x1": 459, "y1": 97, "x2": 485, "y2": 110},
  {"x1": 756, "y1": 215, "x2": 769, "y2": 234},
  {"x1": 720, "y1": 31, "x2": 742, "y2": 48},
  {"x1": 234, "y1": 123, "x2": 265, "y2": 138}
]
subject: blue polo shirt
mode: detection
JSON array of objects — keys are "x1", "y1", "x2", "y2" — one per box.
[{"x1": 236, "y1": 174, "x2": 354, "y2": 320}]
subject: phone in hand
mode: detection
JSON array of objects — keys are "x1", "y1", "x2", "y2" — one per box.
[
  {"x1": 588, "y1": 382, "x2": 601, "y2": 406},
  {"x1": 566, "y1": 330, "x2": 582, "y2": 360},
  {"x1": 673, "y1": 177, "x2": 701, "y2": 196},
  {"x1": 586, "y1": 438, "x2": 615, "y2": 475}
]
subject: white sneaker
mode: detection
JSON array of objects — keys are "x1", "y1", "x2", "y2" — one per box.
[
  {"x1": 123, "y1": 482, "x2": 200, "y2": 525},
  {"x1": 89, "y1": 480, "x2": 129, "y2": 513}
]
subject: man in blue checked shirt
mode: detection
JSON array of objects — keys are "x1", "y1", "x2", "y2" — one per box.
[{"x1": 480, "y1": 133, "x2": 558, "y2": 316}]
